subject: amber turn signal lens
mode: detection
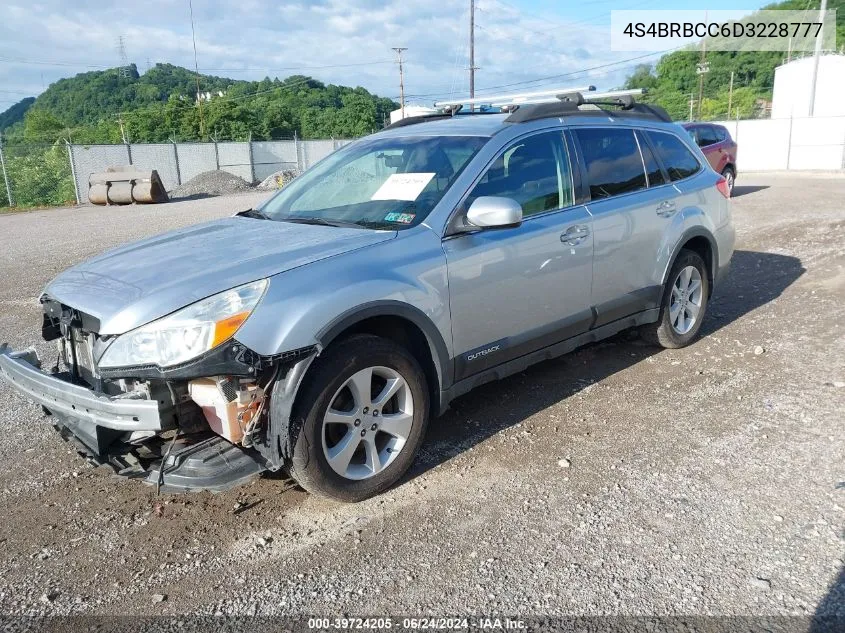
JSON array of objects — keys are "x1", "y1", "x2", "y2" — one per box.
[{"x1": 211, "y1": 311, "x2": 250, "y2": 348}]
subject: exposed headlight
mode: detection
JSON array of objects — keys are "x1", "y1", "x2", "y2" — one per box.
[{"x1": 99, "y1": 279, "x2": 268, "y2": 369}]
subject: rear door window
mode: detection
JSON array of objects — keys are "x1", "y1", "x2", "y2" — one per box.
[
  {"x1": 646, "y1": 131, "x2": 701, "y2": 182},
  {"x1": 574, "y1": 128, "x2": 647, "y2": 200},
  {"x1": 636, "y1": 131, "x2": 666, "y2": 187}
]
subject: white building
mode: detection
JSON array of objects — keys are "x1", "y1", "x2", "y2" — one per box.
[
  {"x1": 389, "y1": 105, "x2": 439, "y2": 124},
  {"x1": 771, "y1": 54, "x2": 845, "y2": 118}
]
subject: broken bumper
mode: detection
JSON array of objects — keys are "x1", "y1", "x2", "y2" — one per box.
[
  {"x1": 0, "y1": 343, "x2": 269, "y2": 492},
  {"x1": 0, "y1": 344, "x2": 162, "y2": 432}
]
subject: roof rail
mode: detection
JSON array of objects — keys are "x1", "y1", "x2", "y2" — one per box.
[
  {"x1": 503, "y1": 88, "x2": 673, "y2": 124},
  {"x1": 381, "y1": 87, "x2": 671, "y2": 131}
]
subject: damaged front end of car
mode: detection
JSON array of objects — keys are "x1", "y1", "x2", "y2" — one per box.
[{"x1": 0, "y1": 284, "x2": 315, "y2": 493}]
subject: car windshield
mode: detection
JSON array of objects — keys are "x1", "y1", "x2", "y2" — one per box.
[{"x1": 258, "y1": 135, "x2": 488, "y2": 229}]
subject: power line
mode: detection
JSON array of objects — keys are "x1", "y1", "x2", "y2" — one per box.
[
  {"x1": 0, "y1": 55, "x2": 393, "y2": 73},
  {"x1": 424, "y1": 47, "x2": 686, "y2": 100},
  {"x1": 447, "y1": 4, "x2": 470, "y2": 100},
  {"x1": 187, "y1": 0, "x2": 206, "y2": 139},
  {"x1": 469, "y1": 0, "x2": 478, "y2": 104},
  {"x1": 0, "y1": 56, "x2": 107, "y2": 68},
  {"x1": 197, "y1": 61, "x2": 394, "y2": 72},
  {"x1": 397, "y1": 45, "x2": 692, "y2": 102}
]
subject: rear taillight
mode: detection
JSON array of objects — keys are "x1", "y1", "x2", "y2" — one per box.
[{"x1": 716, "y1": 176, "x2": 731, "y2": 199}]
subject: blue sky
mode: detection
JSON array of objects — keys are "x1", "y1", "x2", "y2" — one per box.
[{"x1": 0, "y1": 0, "x2": 769, "y2": 112}]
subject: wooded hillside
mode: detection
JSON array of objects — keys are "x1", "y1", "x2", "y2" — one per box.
[{"x1": 0, "y1": 64, "x2": 397, "y2": 144}]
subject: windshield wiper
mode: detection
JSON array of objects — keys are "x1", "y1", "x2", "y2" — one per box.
[
  {"x1": 282, "y1": 217, "x2": 365, "y2": 229},
  {"x1": 236, "y1": 208, "x2": 271, "y2": 220},
  {"x1": 351, "y1": 219, "x2": 396, "y2": 230}
]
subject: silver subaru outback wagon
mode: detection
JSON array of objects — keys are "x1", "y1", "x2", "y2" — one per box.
[{"x1": 0, "y1": 90, "x2": 734, "y2": 502}]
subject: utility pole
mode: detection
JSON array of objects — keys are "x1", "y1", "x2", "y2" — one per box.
[
  {"x1": 117, "y1": 113, "x2": 128, "y2": 144},
  {"x1": 0, "y1": 133, "x2": 13, "y2": 207},
  {"x1": 695, "y1": 37, "x2": 709, "y2": 120},
  {"x1": 808, "y1": 0, "x2": 828, "y2": 116},
  {"x1": 688, "y1": 92, "x2": 695, "y2": 122},
  {"x1": 469, "y1": 0, "x2": 477, "y2": 110},
  {"x1": 727, "y1": 71, "x2": 734, "y2": 120},
  {"x1": 392, "y1": 47, "x2": 408, "y2": 119},
  {"x1": 188, "y1": 0, "x2": 206, "y2": 139}
]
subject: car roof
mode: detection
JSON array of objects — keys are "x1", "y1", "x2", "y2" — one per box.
[
  {"x1": 374, "y1": 113, "x2": 511, "y2": 138},
  {"x1": 374, "y1": 110, "x2": 685, "y2": 140},
  {"x1": 682, "y1": 122, "x2": 722, "y2": 129}
]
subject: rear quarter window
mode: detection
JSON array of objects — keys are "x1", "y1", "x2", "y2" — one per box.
[
  {"x1": 646, "y1": 131, "x2": 701, "y2": 181},
  {"x1": 636, "y1": 130, "x2": 666, "y2": 187},
  {"x1": 574, "y1": 128, "x2": 647, "y2": 200}
]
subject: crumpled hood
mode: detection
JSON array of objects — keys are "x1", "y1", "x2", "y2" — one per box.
[{"x1": 43, "y1": 216, "x2": 395, "y2": 335}]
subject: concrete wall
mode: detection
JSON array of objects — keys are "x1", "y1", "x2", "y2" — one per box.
[
  {"x1": 711, "y1": 116, "x2": 845, "y2": 171},
  {"x1": 69, "y1": 139, "x2": 353, "y2": 203}
]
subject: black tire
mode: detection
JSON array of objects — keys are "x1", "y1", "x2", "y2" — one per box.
[
  {"x1": 721, "y1": 166, "x2": 735, "y2": 194},
  {"x1": 286, "y1": 334, "x2": 429, "y2": 502},
  {"x1": 640, "y1": 249, "x2": 710, "y2": 349}
]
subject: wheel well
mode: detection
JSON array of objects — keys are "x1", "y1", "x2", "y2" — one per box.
[
  {"x1": 679, "y1": 236, "x2": 714, "y2": 297},
  {"x1": 331, "y1": 315, "x2": 440, "y2": 410},
  {"x1": 722, "y1": 162, "x2": 735, "y2": 175}
]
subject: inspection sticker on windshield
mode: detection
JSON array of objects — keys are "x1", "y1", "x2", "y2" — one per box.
[
  {"x1": 384, "y1": 212, "x2": 416, "y2": 224},
  {"x1": 371, "y1": 173, "x2": 434, "y2": 201}
]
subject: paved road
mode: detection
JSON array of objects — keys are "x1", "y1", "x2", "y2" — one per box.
[{"x1": 0, "y1": 177, "x2": 842, "y2": 617}]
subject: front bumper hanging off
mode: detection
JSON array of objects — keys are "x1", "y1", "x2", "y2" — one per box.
[
  {"x1": 0, "y1": 343, "x2": 268, "y2": 492},
  {"x1": 0, "y1": 344, "x2": 163, "y2": 432}
]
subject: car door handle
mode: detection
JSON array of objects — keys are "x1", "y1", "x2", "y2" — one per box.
[
  {"x1": 656, "y1": 200, "x2": 677, "y2": 217},
  {"x1": 561, "y1": 225, "x2": 590, "y2": 246}
]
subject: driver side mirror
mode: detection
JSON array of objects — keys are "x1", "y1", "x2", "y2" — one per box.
[{"x1": 465, "y1": 196, "x2": 523, "y2": 230}]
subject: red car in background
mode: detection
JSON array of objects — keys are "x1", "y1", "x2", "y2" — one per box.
[{"x1": 681, "y1": 122, "x2": 737, "y2": 195}]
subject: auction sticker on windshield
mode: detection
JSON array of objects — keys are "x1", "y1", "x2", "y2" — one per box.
[
  {"x1": 384, "y1": 212, "x2": 416, "y2": 224},
  {"x1": 371, "y1": 173, "x2": 435, "y2": 201}
]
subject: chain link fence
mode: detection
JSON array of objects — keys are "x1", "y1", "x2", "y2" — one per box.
[
  {"x1": 0, "y1": 137, "x2": 354, "y2": 209},
  {"x1": 0, "y1": 142, "x2": 76, "y2": 209}
]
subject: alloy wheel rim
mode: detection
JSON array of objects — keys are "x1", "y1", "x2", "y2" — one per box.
[
  {"x1": 670, "y1": 265, "x2": 703, "y2": 335},
  {"x1": 726, "y1": 171, "x2": 734, "y2": 191},
  {"x1": 321, "y1": 366, "x2": 414, "y2": 480}
]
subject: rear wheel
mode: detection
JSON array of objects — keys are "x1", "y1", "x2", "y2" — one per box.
[
  {"x1": 640, "y1": 249, "x2": 710, "y2": 349},
  {"x1": 721, "y1": 166, "x2": 735, "y2": 194},
  {"x1": 286, "y1": 334, "x2": 429, "y2": 502}
]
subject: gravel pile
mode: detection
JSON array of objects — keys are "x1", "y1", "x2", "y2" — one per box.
[
  {"x1": 169, "y1": 170, "x2": 254, "y2": 199},
  {"x1": 257, "y1": 169, "x2": 300, "y2": 191}
]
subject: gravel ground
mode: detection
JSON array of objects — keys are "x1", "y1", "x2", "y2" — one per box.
[{"x1": 0, "y1": 175, "x2": 842, "y2": 620}]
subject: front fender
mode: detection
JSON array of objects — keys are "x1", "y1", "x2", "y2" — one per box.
[{"x1": 233, "y1": 227, "x2": 452, "y2": 384}]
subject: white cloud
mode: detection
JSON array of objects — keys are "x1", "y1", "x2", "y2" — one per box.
[{"x1": 0, "y1": 0, "x2": 647, "y2": 110}]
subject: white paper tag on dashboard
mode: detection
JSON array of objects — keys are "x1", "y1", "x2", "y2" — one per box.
[{"x1": 370, "y1": 173, "x2": 435, "y2": 201}]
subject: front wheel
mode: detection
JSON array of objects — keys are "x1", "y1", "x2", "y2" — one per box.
[
  {"x1": 640, "y1": 249, "x2": 710, "y2": 349},
  {"x1": 286, "y1": 334, "x2": 429, "y2": 502}
]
